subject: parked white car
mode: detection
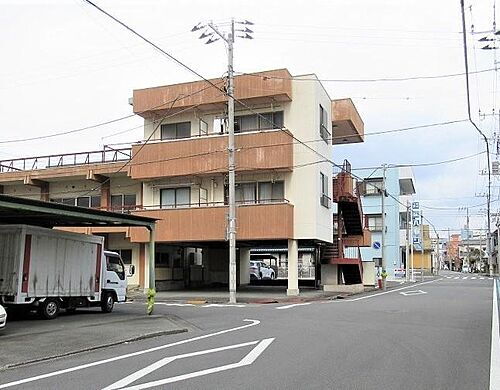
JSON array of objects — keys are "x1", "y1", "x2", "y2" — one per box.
[
  {"x1": 0, "y1": 304, "x2": 6, "y2": 331},
  {"x1": 250, "y1": 261, "x2": 276, "y2": 280}
]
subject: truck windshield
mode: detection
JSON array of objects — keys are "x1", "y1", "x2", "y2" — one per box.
[{"x1": 106, "y1": 256, "x2": 125, "y2": 280}]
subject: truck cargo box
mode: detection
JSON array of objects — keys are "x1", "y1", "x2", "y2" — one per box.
[{"x1": 0, "y1": 225, "x2": 104, "y2": 302}]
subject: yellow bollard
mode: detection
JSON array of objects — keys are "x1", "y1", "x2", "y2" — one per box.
[{"x1": 146, "y1": 288, "x2": 156, "y2": 315}]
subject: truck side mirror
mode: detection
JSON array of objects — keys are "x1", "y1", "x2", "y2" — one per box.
[{"x1": 128, "y1": 265, "x2": 135, "y2": 276}]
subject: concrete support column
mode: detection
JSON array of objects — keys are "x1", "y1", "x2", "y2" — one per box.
[
  {"x1": 287, "y1": 239, "x2": 299, "y2": 296},
  {"x1": 239, "y1": 248, "x2": 250, "y2": 285},
  {"x1": 101, "y1": 181, "x2": 111, "y2": 211}
]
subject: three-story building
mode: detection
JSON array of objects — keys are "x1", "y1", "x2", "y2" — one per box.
[{"x1": 0, "y1": 69, "x2": 364, "y2": 295}]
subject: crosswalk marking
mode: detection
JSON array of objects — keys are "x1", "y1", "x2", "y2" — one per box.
[
  {"x1": 462, "y1": 276, "x2": 468, "y2": 280},
  {"x1": 471, "y1": 277, "x2": 477, "y2": 280},
  {"x1": 454, "y1": 277, "x2": 459, "y2": 279}
]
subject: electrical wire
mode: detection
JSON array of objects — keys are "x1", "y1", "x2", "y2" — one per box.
[{"x1": 235, "y1": 68, "x2": 496, "y2": 83}]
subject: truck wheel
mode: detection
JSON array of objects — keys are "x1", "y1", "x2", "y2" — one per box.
[
  {"x1": 101, "y1": 292, "x2": 114, "y2": 313},
  {"x1": 39, "y1": 299, "x2": 60, "y2": 320}
]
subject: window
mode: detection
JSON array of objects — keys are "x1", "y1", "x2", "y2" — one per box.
[
  {"x1": 111, "y1": 194, "x2": 137, "y2": 213},
  {"x1": 199, "y1": 119, "x2": 208, "y2": 136},
  {"x1": 363, "y1": 179, "x2": 383, "y2": 196},
  {"x1": 113, "y1": 249, "x2": 132, "y2": 265},
  {"x1": 160, "y1": 187, "x2": 191, "y2": 208},
  {"x1": 236, "y1": 183, "x2": 257, "y2": 204},
  {"x1": 234, "y1": 111, "x2": 284, "y2": 133},
  {"x1": 161, "y1": 122, "x2": 191, "y2": 140},
  {"x1": 319, "y1": 105, "x2": 330, "y2": 143},
  {"x1": 106, "y1": 255, "x2": 125, "y2": 280},
  {"x1": 51, "y1": 196, "x2": 100, "y2": 208},
  {"x1": 199, "y1": 187, "x2": 208, "y2": 206},
  {"x1": 258, "y1": 181, "x2": 284, "y2": 203},
  {"x1": 400, "y1": 211, "x2": 408, "y2": 229},
  {"x1": 368, "y1": 215, "x2": 383, "y2": 231},
  {"x1": 320, "y1": 172, "x2": 330, "y2": 208}
]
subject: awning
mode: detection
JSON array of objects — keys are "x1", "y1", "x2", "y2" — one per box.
[{"x1": 0, "y1": 194, "x2": 156, "y2": 229}]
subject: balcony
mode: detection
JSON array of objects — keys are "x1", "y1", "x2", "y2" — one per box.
[
  {"x1": 0, "y1": 147, "x2": 131, "y2": 183},
  {"x1": 331, "y1": 98, "x2": 364, "y2": 144},
  {"x1": 132, "y1": 69, "x2": 292, "y2": 117},
  {"x1": 128, "y1": 202, "x2": 294, "y2": 243},
  {"x1": 129, "y1": 129, "x2": 294, "y2": 180}
]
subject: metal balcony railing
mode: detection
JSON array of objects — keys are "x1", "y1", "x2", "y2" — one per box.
[{"x1": 0, "y1": 146, "x2": 131, "y2": 173}]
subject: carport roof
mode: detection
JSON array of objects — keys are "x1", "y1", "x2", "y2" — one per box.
[{"x1": 0, "y1": 194, "x2": 156, "y2": 229}]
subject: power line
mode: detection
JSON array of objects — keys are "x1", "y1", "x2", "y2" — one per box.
[
  {"x1": 235, "y1": 67, "x2": 496, "y2": 83},
  {"x1": 0, "y1": 82, "x2": 219, "y2": 145}
]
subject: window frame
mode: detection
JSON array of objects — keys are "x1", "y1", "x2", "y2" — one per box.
[
  {"x1": 160, "y1": 187, "x2": 192, "y2": 208},
  {"x1": 320, "y1": 172, "x2": 331, "y2": 208},
  {"x1": 160, "y1": 121, "x2": 192, "y2": 140},
  {"x1": 367, "y1": 214, "x2": 383, "y2": 231},
  {"x1": 319, "y1": 105, "x2": 330, "y2": 144}
]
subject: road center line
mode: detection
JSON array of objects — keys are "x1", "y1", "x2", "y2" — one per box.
[
  {"x1": 0, "y1": 319, "x2": 261, "y2": 389},
  {"x1": 490, "y1": 280, "x2": 500, "y2": 390}
]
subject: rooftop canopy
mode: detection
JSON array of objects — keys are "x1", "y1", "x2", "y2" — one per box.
[{"x1": 0, "y1": 194, "x2": 156, "y2": 230}]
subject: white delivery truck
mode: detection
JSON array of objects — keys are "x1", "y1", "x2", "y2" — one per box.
[{"x1": 0, "y1": 225, "x2": 134, "y2": 319}]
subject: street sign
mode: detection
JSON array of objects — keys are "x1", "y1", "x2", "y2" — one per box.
[
  {"x1": 412, "y1": 201, "x2": 420, "y2": 210},
  {"x1": 373, "y1": 241, "x2": 381, "y2": 249}
]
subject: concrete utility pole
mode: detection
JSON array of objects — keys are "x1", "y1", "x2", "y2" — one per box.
[
  {"x1": 448, "y1": 228, "x2": 451, "y2": 271},
  {"x1": 466, "y1": 207, "x2": 470, "y2": 272},
  {"x1": 193, "y1": 19, "x2": 254, "y2": 303},
  {"x1": 420, "y1": 220, "x2": 424, "y2": 282},
  {"x1": 405, "y1": 201, "x2": 410, "y2": 282},
  {"x1": 410, "y1": 205, "x2": 415, "y2": 282},
  {"x1": 381, "y1": 164, "x2": 387, "y2": 289}
]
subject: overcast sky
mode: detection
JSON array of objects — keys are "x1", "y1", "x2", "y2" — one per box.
[{"x1": 0, "y1": 0, "x2": 498, "y2": 234}]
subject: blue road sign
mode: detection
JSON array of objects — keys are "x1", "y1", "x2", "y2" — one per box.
[{"x1": 373, "y1": 241, "x2": 381, "y2": 250}]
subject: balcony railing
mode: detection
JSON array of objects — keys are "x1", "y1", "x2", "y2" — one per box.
[{"x1": 0, "y1": 146, "x2": 131, "y2": 173}]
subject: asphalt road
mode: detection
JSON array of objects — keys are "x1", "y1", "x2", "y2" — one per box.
[{"x1": 0, "y1": 271, "x2": 497, "y2": 390}]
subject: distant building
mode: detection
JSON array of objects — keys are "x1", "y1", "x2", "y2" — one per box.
[{"x1": 357, "y1": 167, "x2": 416, "y2": 281}]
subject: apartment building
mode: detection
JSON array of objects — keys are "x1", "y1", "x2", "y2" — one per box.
[
  {"x1": 358, "y1": 167, "x2": 416, "y2": 281},
  {"x1": 0, "y1": 69, "x2": 364, "y2": 295}
]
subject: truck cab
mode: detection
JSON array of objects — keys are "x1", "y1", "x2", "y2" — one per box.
[{"x1": 100, "y1": 251, "x2": 134, "y2": 313}]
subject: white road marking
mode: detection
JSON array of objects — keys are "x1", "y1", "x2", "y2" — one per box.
[
  {"x1": 203, "y1": 304, "x2": 246, "y2": 308},
  {"x1": 104, "y1": 338, "x2": 274, "y2": 390},
  {"x1": 471, "y1": 277, "x2": 477, "y2": 280},
  {"x1": 276, "y1": 302, "x2": 312, "y2": 310},
  {"x1": 0, "y1": 319, "x2": 261, "y2": 389},
  {"x1": 489, "y1": 281, "x2": 500, "y2": 390},
  {"x1": 400, "y1": 290, "x2": 427, "y2": 297},
  {"x1": 462, "y1": 276, "x2": 469, "y2": 280},
  {"x1": 454, "y1": 277, "x2": 460, "y2": 279},
  {"x1": 445, "y1": 276, "x2": 452, "y2": 279},
  {"x1": 155, "y1": 303, "x2": 196, "y2": 307},
  {"x1": 481, "y1": 277, "x2": 485, "y2": 280},
  {"x1": 330, "y1": 278, "x2": 442, "y2": 302}
]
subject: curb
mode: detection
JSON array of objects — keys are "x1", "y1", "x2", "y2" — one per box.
[{"x1": 0, "y1": 328, "x2": 188, "y2": 372}]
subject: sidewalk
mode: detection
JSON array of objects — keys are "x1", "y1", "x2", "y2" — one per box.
[
  {"x1": 129, "y1": 280, "x2": 416, "y2": 305},
  {"x1": 0, "y1": 309, "x2": 187, "y2": 370}
]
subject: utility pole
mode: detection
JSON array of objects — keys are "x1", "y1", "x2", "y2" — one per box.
[
  {"x1": 448, "y1": 228, "x2": 451, "y2": 271},
  {"x1": 381, "y1": 164, "x2": 387, "y2": 290},
  {"x1": 410, "y1": 205, "x2": 415, "y2": 282},
  {"x1": 466, "y1": 207, "x2": 470, "y2": 273},
  {"x1": 192, "y1": 19, "x2": 254, "y2": 303},
  {"x1": 405, "y1": 201, "x2": 410, "y2": 282},
  {"x1": 420, "y1": 218, "x2": 424, "y2": 282}
]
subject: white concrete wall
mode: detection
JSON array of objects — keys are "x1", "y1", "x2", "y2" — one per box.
[{"x1": 285, "y1": 76, "x2": 333, "y2": 243}]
